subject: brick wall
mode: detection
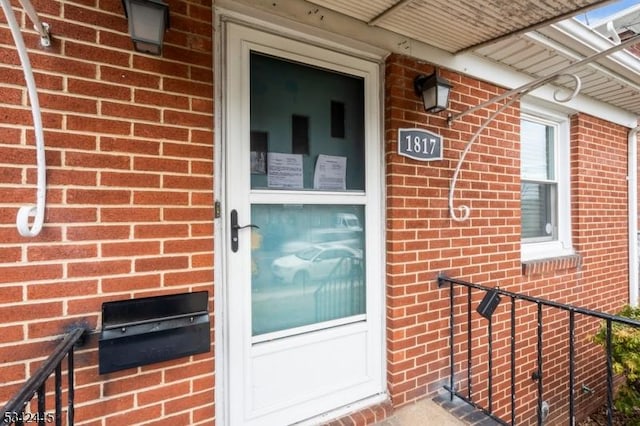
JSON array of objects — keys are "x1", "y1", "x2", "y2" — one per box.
[
  {"x1": 382, "y1": 53, "x2": 629, "y2": 425},
  {"x1": 0, "y1": 3, "x2": 634, "y2": 425},
  {"x1": 384, "y1": 53, "x2": 521, "y2": 406},
  {"x1": 0, "y1": 1, "x2": 215, "y2": 424}
]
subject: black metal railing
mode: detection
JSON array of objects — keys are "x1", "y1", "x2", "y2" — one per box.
[
  {"x1": 315, "y1": 256, "x2": 365, "y2": 322},
  {"x1": 1, "y1": 327, "x2": 87, "y2": 426},
  {"x1": 438, "y1": 274, "x2": 640, "y2": 426}
]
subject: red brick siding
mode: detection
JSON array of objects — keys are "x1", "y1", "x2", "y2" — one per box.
[
  {"x1": 380, "y1": 53, "x2": 629, "y2": 426},
  {"x1": 0, "y1": 1, "x2": 214, "y2": 425},
  {"x1": 384, "y1": 53, "x2": 521, "y2": 407},
  {"x1": 0, "y1": 4, "x2": 634, "y2": 425}
]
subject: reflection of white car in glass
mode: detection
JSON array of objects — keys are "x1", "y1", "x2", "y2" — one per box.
[
  {"x1": 271, "y1": 245, "x2": 362, "y2": 285},
  {"x1": 335, "y1": 213, "x2": 362, "y2": 230},
  {"x1": 280, "y1": 228, "x2": 363, "y2": 254}
]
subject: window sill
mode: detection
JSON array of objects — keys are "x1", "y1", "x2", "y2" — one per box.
[{"x1": 522, "y1": 254, "x2": 582, "y2": 276}]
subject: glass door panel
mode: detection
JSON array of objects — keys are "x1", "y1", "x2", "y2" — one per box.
[
  {"x1": 249, "y1": 51, "x2": 368, "y2": 341},
  {"x1": 250, "y1": 52, "x2": 365, "y2": 192},
  {"x1": 251, "y1": 204, "x2": 365, "y2": 337}
]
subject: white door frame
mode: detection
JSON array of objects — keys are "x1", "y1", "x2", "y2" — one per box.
[{"x1": 214, "y1": 10, "x2": 388, "y2": 426}]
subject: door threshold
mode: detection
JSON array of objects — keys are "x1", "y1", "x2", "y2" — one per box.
[{"x1": 293, "y1": 393, "x2": 390, "y2": 426}]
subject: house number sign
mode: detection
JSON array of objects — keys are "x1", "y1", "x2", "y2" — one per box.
[{"x1": 397, "y1": 128, "x2": 443, "y2": 161}]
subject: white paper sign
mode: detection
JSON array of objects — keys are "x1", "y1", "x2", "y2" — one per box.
[
  {"x1": 313, "y1": 154, "x2": 347, "y2": 190},
  {"x1": 267, "y1": 153, "x2": 303, "y2": 189}
]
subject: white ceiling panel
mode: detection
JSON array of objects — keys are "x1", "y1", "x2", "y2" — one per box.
[{"x1": 308, "y1": 0, "x2": 615, "y2": 52}]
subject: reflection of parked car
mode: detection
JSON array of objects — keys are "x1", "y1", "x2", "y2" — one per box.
[
  {"x1": 280, "y1": 228, "x2": 363, "y2": 253},
  {"x1": 335, "y1": 213, "x2": 362, "y2": 230},
  {"x1": 271, "y1": 245, "x2": 362, "y2": 285}
]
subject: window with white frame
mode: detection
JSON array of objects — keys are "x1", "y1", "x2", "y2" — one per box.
[{"x1": 520, "y1": 102, "x2": 573, "y2": 261}]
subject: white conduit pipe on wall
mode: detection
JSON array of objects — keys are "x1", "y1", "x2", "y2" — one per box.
[
  {"x1": 629, "y1": 125, "x2": 640, "y2": 307},
  {"x1": 1, "y1": 0, "x2": 48, "y2": 237}
]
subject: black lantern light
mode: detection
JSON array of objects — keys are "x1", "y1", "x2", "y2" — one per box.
[
  {"x1": 122, "y1": 0, "x2": 170, "y2": 55},
  {"x1": 414, "y1": 70, "x2": 453, "y2": 113}
]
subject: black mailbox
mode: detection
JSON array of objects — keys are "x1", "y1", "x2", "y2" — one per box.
[{"x1": 99, "y1": 291, "x2": 210, "y2": 374}]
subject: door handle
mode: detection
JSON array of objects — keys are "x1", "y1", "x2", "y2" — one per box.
[{"x1": 230, "y1": 209, "x2": 259, "y2": 253}]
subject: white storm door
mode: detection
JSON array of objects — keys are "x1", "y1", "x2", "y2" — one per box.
[{"x1": 224, "y1": 22, "x2": 384, "y2": 426}]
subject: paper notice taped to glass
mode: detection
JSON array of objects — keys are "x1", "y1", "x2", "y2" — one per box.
[
  {"x1": 267, "y1": 152, "x2": 303, "y2": 189},
  {"x1": 314, "y1": 154, "x2": 346, "y2": 190}
]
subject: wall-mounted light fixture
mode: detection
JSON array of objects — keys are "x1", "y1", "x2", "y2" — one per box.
[
  {"x1": 414, "y1": 70, "x2": 452, "y2": 113},
  {"x1": 122, "y1": 0, "x2": 169, "y2": 55}
]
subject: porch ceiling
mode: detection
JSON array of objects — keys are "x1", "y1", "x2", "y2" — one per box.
[
  {"x1": 473, "y1": 23, "x2": 640, "y2": 116},
  {"x1": 306, "y1": 0, "x2": 617, "y2": 53},
  {"x1": 305, "y1": 0, "x2": 640, "y2": 118},
  {"x1": 221, "y1": 0, "x2": 640, "y2": 119}
]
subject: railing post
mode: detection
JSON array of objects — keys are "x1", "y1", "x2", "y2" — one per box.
[
  {"x1": 37, "y1": 383, "x2": 45, "y2": 426},
  {"x1": 55, "y1": 364, "x2": 62, "y2": 426},
  {"x1": 510, "y1": 296, "x2": 516, "y2": 426},
  {"x1": 488, "y1": 313, "x2": 493, "y2": 414},
  {"x1": 606, "y1": 319, "x2": 613, "y2": 426},
  {"x1": 68, "y1": 349, "x2": 75, "y2": 426},
  {"x1": 449, "y1": 278, "x2": 455, "y2": 400},
  {"x1": 536, "y1": 302, "x2": 543, "y2": 426},
  {"x1": 467, "y1": 286, "x2": 472, "y2": 401},
  {"x1": 0, "y1": 328, "x2": 85, "y2": 426},
  {"x1": 569, "y1": 310, "x2": 575, "y2": 426}
]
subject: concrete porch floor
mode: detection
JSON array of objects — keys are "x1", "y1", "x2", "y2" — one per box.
[{"x1": 374, "y1": 392, "x2": 501, "y2": 426}]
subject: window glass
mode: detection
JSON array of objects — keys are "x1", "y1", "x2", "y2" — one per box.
[
  {"x1": 521, "y1": 119, "x2": 557, "y2": 240},
  {"x1": 250, "y1": 53, "x2": 365, "y2": 191},
  {"x1": 521, "y1": 120, "x2": 554, "y2": 181},
  {"x1": 250, "y1": 204, "x2": 365, "y2": 336},
  {"x1": 520, "y1": 104, "x2": 573, "y2": 260},
  {"x1": 521, "y1": 183, "x2": 554, "y2": 239}
]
